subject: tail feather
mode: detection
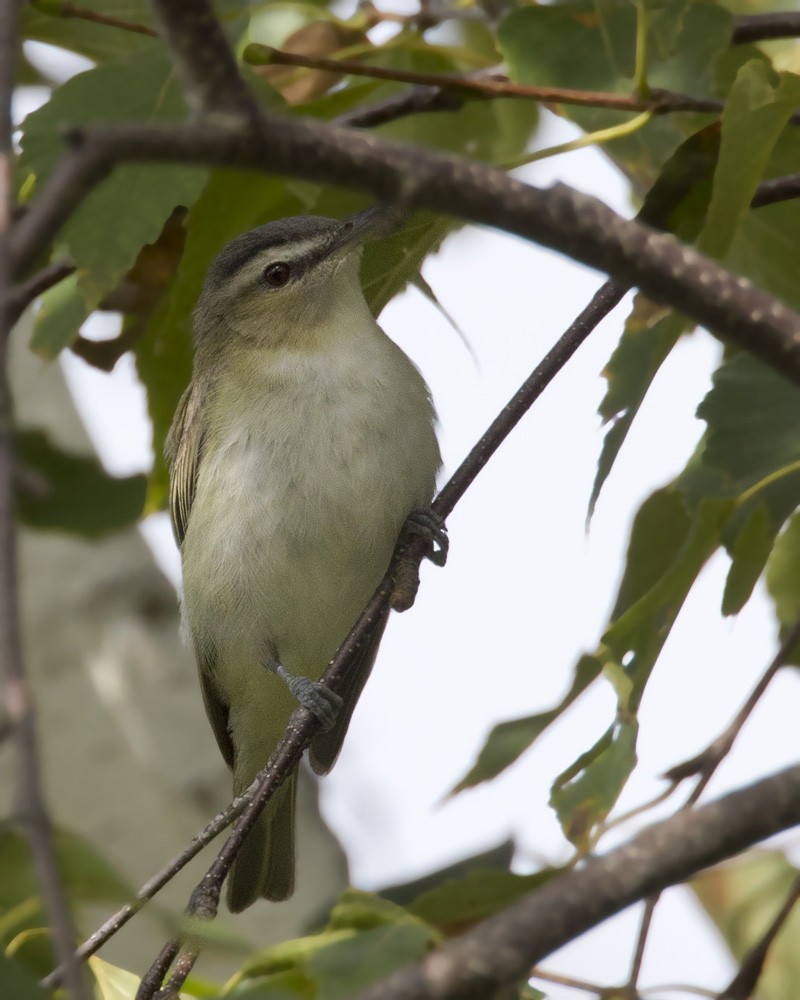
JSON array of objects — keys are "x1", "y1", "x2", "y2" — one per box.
[{"x1": 226, "y1": 771, "x2": 297, "y2": 912}]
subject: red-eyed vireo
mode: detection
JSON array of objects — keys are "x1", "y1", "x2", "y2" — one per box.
[{"x1": 166, "y1": 207, "x2": 443, "y2": 911}]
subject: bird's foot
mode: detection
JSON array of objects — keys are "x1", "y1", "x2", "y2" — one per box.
[
  {"x1": 392, "y1": 508, "x2": 449, "y2": 611},
  {"x1": 267, "y1": 661, "x2": 342, "y2": 731},
  {"x1": 404, "y1": 508, "x2": 449, "y2": 566}
]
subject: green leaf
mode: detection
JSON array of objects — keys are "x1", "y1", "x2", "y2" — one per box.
[
  {"x1": 409, "y1": 868, "x2": 559, "y2": 936},
  {"x1": 498, "y1": 0, "x2": 731, "y2": 186},
  {"x1": 692, "y1": 852, "x2": 800, "y2": 1000},
  {"x1": 14, "y1": 429, "x2": 146, "y2": 536},
  {"x1": 21, "y1": 1, "x2": 156, "y2": 64},
  {"x1": 697, "y1": 355, "x2": 800, "y2": 508},
  {"x1": 550, "y1": 721, "x2": 638, "y2": 850},
  {"x1": 449, "y1": 655, "x2": 602, "y2": 793},
  {"x1": 588, "y1": 124, "x2": 721, "y2": 518},
  {"x1": 0, "y1": 952, "x2": 48, "y2": 1000},
  {"x1": 699, "y1": 63, "x2": 800, "y2": 260},
  {"x1": 20, "y1": 47, "x2": 208, "y2": 306},
  {"x1": 306, "y1": 922, "x2": 434, "y2": 1000},
  {"x1": 88, "y1": 955, "x2": 199, "y2": 1000},
  {"x1": 766, "y1": 512, "x2": 800, "y2": 639},
  {"x1": 604, "y1": 495, "x2": 733, "y2": 702},
  {"x1": 29, "y1": 270, "x2": 91, "y2": 358},
  {"x1": 0, "y1": 828, "x2": 132, "y2": 912},
  {"x1": 722, "y1": 504, "x2": 773, "y2": 616}
]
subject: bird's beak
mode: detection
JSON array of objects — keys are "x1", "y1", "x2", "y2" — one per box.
[{"x1": 335, "y1": 204, "x2": 408, "y2": 251}]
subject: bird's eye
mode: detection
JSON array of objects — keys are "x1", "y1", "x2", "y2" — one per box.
[{"x1": 264, "y1": 262, "x2": 291, "y2": 287}]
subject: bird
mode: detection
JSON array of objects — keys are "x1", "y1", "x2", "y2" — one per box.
[{"x1": 166, "y1": 207, "x2": 443, "y2": 911}]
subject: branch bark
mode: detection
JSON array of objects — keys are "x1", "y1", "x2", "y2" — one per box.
[
  {"x1": 10, "y1": 118, "x2": 800, "y2": 389},
  {"x1": 351, "y1": 764, "x2": 800, "y2": 1000},
  {"x1": 147, "y1": 0, "x2": 258, "y2": 118}
]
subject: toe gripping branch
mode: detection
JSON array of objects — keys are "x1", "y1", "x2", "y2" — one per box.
[
  {"x1": 391, "y1": 508, "x2": 449, "y2": 612},
  {"x1": 270, "y1": 661, "x2": 343, "y2": 731}
]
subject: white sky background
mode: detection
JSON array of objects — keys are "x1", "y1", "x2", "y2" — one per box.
[{"x1": 21, "y1": 29, "x2": 800, "y2": 1000}]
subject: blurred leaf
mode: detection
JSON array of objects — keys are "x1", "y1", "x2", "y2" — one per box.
[
  {"x1": 21, "y1": 1, "x2": 156, "y2": 63},
  {"x1": 225, "y1": 970, "x2": 315, "y2": 999},
  {"x1": 0, "y1": 951, "x2": 47, "y2": 1000},
  {"x1": 450, "y1": 654, "x2": 602, "y2": 793},
  {"x1": 766, "y1": 512, "x2": 800, "y2": 642},
  {"x1": 409, "y1": 868, "x2": 559, "y2": 936},
  {"x1": 29, "y1": 270, "x2": 91, "y2": 358},
  {"x1": 307, "y1": 923, "x2": 434, "y2": 999},
  {"x1": 693, "y1": 852, "x2": 800, "y2": 1000},
  {"x1": 89, "y1": 954, "x2": 200, "y2": 1000},
  {"x1": 722, "y1": 504, "x2": 773, "y2": 616},
  {"x1": 19, "y1": 48, "x2": 207, "y2": 305},
  {"x1": 0, "y1": 828, "x2": 132, "y2": 912},
  {"x1": 15, "y1": 429, "x2": 146, "y2": 536},
  {"x1": 550, "y1": 721, "x2": 638, "y2": 850}
]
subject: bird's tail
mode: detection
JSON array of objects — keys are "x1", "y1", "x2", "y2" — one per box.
[{"x1": 226, "y1": 768, "x2": 297, "y2": 912}]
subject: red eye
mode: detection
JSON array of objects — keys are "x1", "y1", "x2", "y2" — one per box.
[{"x1": 264, "y1": 262, "x2": 291, "y2": 287}]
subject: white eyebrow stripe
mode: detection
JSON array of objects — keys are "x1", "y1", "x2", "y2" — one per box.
[{"x1": 230, "y1": 235, "x2": 335, "y2": 292}]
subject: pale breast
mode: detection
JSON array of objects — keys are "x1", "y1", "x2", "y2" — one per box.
[{"x1": 180, "y1": 329, "x2": 440, "y2": 680}]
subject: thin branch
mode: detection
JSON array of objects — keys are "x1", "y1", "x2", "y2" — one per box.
[
  {"x1": 732, "y1": 13, "x2": 800, "y2": 44},
  {"x1": 665, "y1": 613, "x2": 800, "y2": 804},
  {"x1": 750, "y1": 172, "x2": 800, "y2": 209},
  {"x1": 349, "y1": 764, "x2": 800, "y2": 1000},
  {"x1": 530, "y1": 965, "x2": 612, "y2": 996},
  {"x1": 5, "y1": 258, "x2": 74, "y2": 323},
  {"x1": 717, "y1": 874, "x2": 800, "y2": 1000},
  {"x1": 31, "y1": 1, "x2": 157, "y2": 37},
  {"x1": 249, "y1": 46, "x2": 724, "y2": 116},
  {"x1": 10, "y1": 120, "x2": 800, "y2": 390},
  {"x1": 624, "y1": 895, "x2": 658, "y2": 1000},
  {"x1": 0, "y1": 3, "x2": 87, "y2": 1000},
  {"x1": 334, "y1": 84, "x2": 465, "y2": 128},
  {"x1": 146, "y1": 0, "x2": 258, "y2": 118}
]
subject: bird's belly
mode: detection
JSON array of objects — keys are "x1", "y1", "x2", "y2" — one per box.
[{"x1": 180, "y1": 429, "x2": 413, "y2": 687}]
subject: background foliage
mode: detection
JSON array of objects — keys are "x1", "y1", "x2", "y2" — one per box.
[{"x1": 6, "y1": 0, "x2": 800, "y2": 997}]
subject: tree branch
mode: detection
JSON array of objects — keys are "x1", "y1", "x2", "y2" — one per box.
[
  {"x1": 350, "y1": 764, "x2": 800, "y2": 1000},
  {"x1": 146, "y1": 0, "x2": 258, "y2": 118},
  {"x1": 248, "y1": 46, "x2": 725, "y2": 116},
  {"x1": 31, "y1": 1, "x2": 157, "y2": 37},
  {"x1": 10, "y1": 118, "x2": 800, "y2": 388},
  {"x1": 732, "y1": 13, "x2": 800, "y2": 44}
]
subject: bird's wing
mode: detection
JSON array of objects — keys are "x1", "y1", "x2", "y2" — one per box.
[
  {"x1": 165, "y1": 382, "x2": 205, "y2": 548},
  {"x1": 309, "y1": 606, "x2": 390, "y2": 775},
  {"x1": 166, "y1": 383, "x2": 235, "y2": 770}
]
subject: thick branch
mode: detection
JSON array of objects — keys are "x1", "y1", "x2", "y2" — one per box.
[
  {"x1": 10, "y1": 118, "x2": 800, "y2": 386},
  {"x1": 146, "y1": 0, "x2": 257, "y2": 118},
  {"x1": 732, "y1": 13, "x2": 800, "y2": 44},
  {"x1": 351, "y1": 764, "x2": 800, "y2": 1000}
]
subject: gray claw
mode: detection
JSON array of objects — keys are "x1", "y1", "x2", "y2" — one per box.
[
  {"x1": 269, "y1": 661, "x2": 342, "y2": 731},
  {"x1": 405, "y1": 509, "x2": 449, "y2": 566}
]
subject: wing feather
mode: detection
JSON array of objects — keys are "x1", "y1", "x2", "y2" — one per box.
[{"x1": 166, "y1": 384, "x2": 235, "y2": 770}]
